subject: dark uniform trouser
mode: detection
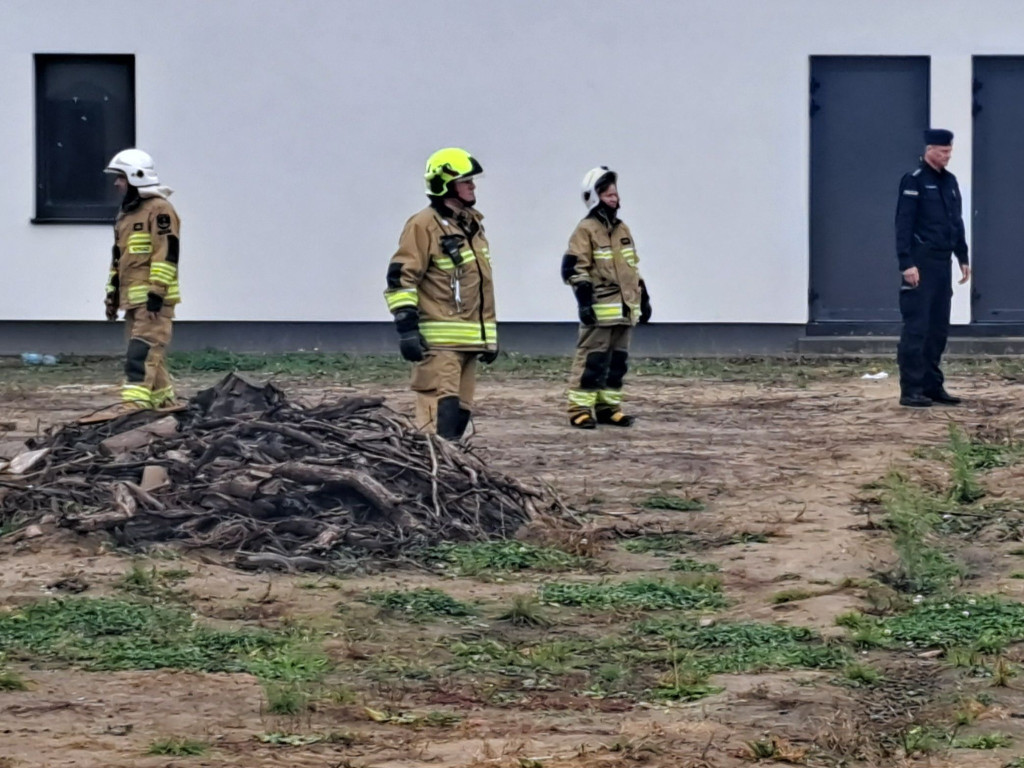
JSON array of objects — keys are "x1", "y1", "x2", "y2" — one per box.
[
  {"x1": 897, "y1": 257, "x2": 952, "y2": 397},
  {"x1": 567, "y1": 324, "x2": 632, "y2": 413},
  {"x1": 123, "y1": 306, "x2": 175, "y2": 407},
  {"x1": 411, "y1": 350, "x2": 477, "y2": 436}
]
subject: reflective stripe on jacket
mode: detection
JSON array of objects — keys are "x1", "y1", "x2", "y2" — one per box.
[
  {"x1": 384, "y1": 204, "x2": 498, "y2": 350},
  {"x1": 564, "y1": 213, "x2": 642, "y2": 326},
  {"x1": 111, "y1": 197, "x2": 182, "y2": 309}
]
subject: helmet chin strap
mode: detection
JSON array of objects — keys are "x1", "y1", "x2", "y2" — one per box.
[{"x1": 121, "y1": 184, "x2": 140, "y2": 211}]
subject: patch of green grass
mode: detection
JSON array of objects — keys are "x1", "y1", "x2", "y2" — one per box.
[
  {"x1": 669, "y1": 557, "x2": 719, "y2": 572},
  {"x1": 363, "y1": 588, "x2": 475, "y2": 619},
  {"x1": 840, "y1": 662, "x2": 883, "y2": 686},
  {"x1": 264, "y1": 681, "x2": 313, "y2": 715},
  {"x1": 0, "y1": 665, "x2": 28, "y2": 691},
  {"x1": 640, "y1": 494, "x2": 704, "y2": 512},
  {"x1": 1004, "y1": 758, "x2": 1024, "y2": 768},
  {"x1": 117, "y1": 562, "x2": 190, "y2": 600},
  {"x1": 494, "y1": 595, "x2": 552, "y2": 627},
  {"x1": 635, "y1": 618, "x2": 849, "y2": 674},
  {"x1": 878, "y1": 471, "x2": 964, "y2": 594},
  {"x1": 622, "y1": 530, "x2": 767, "y2": 555},
  {"x1": 839, "y1": 595, "x2": 1024, "y2": 652},
  {"x1": 771, "y1": 588, "x2": 814, "y2": 604},
  {"x1": 0, "y1": 597, "x2": 328, "y2": 680},
  {"x1": 651, "y1": 662, "x2": 723, "y2": 702},
  {"x1": 427, "y1": 541, "x2": 590, "y2": 577},
  {"x1": 146, "y1": 737, "x2": 208, "y2": 756},
  {"x1": 954, "y1": 732, "x2": 1012, "y2": 750},
  {"x1": 539, "y1": 577, "x2": 726, "y2": 612},
  {"x1": 948, "y1": 424, "x2": 987, "y2": 503}
]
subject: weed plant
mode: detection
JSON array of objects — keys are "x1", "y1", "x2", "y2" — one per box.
[
  {"x1": 146, "y1": 737, "x2": 208, "y2": 756},
  {"x1": 363, "y1": 588, "x2": 475, "y2": 619},
  {"x1": 669, "y1": 557, "x2": 719, "y2": 572},
  {"x1": 0, "y1": 597, "x2": 328, "y2": 680},
  {"x1": 539, "y1": 577, "x2": 726, "y2": 611},
  {"x1": 427, "y1": 541, "x2": 590, "y2": 576},
  {"x1": 948, "y1": 425, "x2": 986, "y2": 504},
  {"x1": 837, "y1": 595, "x2": 1024, "y2": 651},
  {"x1": 640, "y1": 494, "x2": 705, "y2": 512},
  {"x1": 635, "y1": 619, "x2": 849, "y2": 675},
  {"x1": 879, "y1": 471, "x2": 964, "y2": 594},
  {"x1": 953, "y1": 732, "x2": 1012, "y2": 749}
]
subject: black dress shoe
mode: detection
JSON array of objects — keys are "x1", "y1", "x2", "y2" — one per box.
[
  {"x1": 925, "y1": 389, "x2": 961, "y2": 405},
  {"x1": 899, "y1": 394, "x2": 933, "y2": 408}
]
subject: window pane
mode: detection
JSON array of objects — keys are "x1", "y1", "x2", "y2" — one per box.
[{"x1": 35, "y1": 55, "x2": 135, "y2": 222}]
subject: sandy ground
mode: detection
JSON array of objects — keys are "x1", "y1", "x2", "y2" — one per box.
[{"x1": 1, "y1": 366, "x2": 1024, "y2": 767}]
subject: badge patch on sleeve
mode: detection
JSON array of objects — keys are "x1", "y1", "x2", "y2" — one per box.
[
  {"x1": 620, "y1": 238, "x2": 632, "y2": 245},
  {"x1": 133, "y1": 222, "x2": 144, "y2": 231},
  {"x1": 156, "y1": 213, "x2": 172, "y2": 234}
]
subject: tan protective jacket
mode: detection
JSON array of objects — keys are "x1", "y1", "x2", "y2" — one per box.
[
  {"x1": 564, "y1": 213, "x2": 642, "y2": 326},
  {"x1": 384, "y1": 204, "x2": 497, "y2": 351},
  {"x1": 107, "y1": 196, "x2": 182, "y2": 310}
]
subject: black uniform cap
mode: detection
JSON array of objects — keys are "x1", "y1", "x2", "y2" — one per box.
[{"x1": 924, "y1": 128, "x2": 954, "y2": 146}]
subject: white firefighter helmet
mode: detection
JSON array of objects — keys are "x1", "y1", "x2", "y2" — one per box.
[
  {"x1": 104, "y1": 148, "x2": 159, "y2": 187},
  {"x1": 581, "y1": 166, "x2": 617, "y2": 210}
]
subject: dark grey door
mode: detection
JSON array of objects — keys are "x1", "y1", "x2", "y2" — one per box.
[
  {"x1": 972, "y1": 57, "x2": 1024, "y2": 322},
  {"x1": 809, "y1": 56, "x2": 930, "y2": 322}
]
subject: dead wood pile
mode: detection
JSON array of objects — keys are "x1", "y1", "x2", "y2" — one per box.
[{"x1": 0, "y1": 374, "x2": 572, "y2": 571}]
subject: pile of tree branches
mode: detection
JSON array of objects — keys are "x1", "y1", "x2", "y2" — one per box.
[{"x1": 0, "y1": 374, "x2": 573, "y2": 571}]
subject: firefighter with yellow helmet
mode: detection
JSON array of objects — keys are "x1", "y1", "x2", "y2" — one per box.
[
  {"x1": 561, "y1": 166, "x2": 651, "y2": 428},
  {"x1": 383, "y1": 148, "x2": 498, "y2": 439},
  {"x1": 103, "y1": 148, "x2": 182, "y2": 412}
]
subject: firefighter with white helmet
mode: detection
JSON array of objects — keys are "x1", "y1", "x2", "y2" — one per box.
[
  {"x1": 383, "y1": 148, "x2": 498, "y2": 439},
  {"x1": 561, "y1": 166, "x2": 651, "y2": 428},
  {"x1": 103, "y1": 148, "x2": 182, "y2": 412}
]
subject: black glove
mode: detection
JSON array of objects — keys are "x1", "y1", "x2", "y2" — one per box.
[
  {"x1": 146, "y1": 292, "x2": 164, "y2": 313},
  {"x1": 573, "y1": 282, "x2": 597, "y2": 326},
  {"x1": 479, "y1": 348, "x2": 499, "y2": 364},
  {"x1": 639, "y1": 281, "x2": 652, "y2": 325},
  {"x1": 393, "y1": 308, "x2": 427, "y2": 362},
  {"x1": 104, "y1": 292, "x2": 118, "y2": 321},
  {"x1": 398, "y1": 331, "x2": 427, "y2": 362}
]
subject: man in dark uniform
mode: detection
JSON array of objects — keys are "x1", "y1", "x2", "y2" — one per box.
[{"x1": 895, "y1": 128, "x2": 971, "y2": 408}]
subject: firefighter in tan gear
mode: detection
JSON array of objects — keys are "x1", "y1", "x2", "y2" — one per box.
[
  {"x1": 103, "y1": 149, "x2": 182, "y2": 411},
  {"x1": 562, "y1": 166, "x2": 652, "y2": 429},
  {"x1": 384, "y1": 148, "x2": 498, "y2": 439}
]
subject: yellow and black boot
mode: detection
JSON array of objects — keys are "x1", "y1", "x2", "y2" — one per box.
[
  {"x1": 596, "y1": 403, "x2": 634, "y2": 427},
  {"x1": 568, "y1": 408, "x2": 597, "y2": 429}
]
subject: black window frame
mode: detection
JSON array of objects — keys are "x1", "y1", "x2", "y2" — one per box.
[{"x1": 33, "y1": 53, "x2": 136, "y2": 225}]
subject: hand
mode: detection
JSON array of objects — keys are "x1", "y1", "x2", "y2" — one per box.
[
  {"x1": 901, "y1": 266, "x2": 920, "y2": 288},
  {"x1": 104, "y1": 294, "x2": 118, "y2": 322},
  {"x1": 639, "y1": 281, "x2": 652, "y2": 324},
  {"x1": 479, "y1": 348, "x2": 499, "y2": 364},
  {"x1": 578, "y1": 305, "x2": 597, "y2": 326},
  {"x1": 958, "y1": 263, "x2": 971, "y2": 285},
  {"x1": 398, "y1": 331, "x2": 427, "y2": 362},
  {"x1": 146, "y1": 292, "x2": 164, "y2": 313}
]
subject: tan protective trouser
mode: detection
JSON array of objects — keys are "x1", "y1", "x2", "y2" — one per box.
[
  {"x1": 411, "y1": 350, "x2": 477, "y2": 432},
  {"x1": 123, "y1": 306, "x2": 175, "y2": 405},
  {"x1": 567, "y1": 324, "x2": 632, "y2": 411}
]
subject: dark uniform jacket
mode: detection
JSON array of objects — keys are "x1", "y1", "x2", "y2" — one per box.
[{"x1": 895, "y1": 162, "x2": 968, "y2": 272}]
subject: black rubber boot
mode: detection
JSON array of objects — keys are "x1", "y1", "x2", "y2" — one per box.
[
  {"x1": 596, "y1": 404, "x2": 635, "y2": 426},
  {"x1": 455, "y1": 408, "x2": 472, "y2": 438},
  {"x1": 435, "y1": 396, "x2": 462, "y2": 440},
  {"x1": 568, "y1": 409, "x2": 597, "y2": 429}
]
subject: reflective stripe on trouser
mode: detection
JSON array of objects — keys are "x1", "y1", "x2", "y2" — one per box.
[
  {"x1": 419, "y1": 320, "x2": 497, "y2": 346},
  {"x1": 122, "y1": 307, "x2": 175, "y2": 407},
  {"x1": 410, "y1": 350, "x2": 477, "y2": 433},
  {"x1": 566, "y1": 323, "x2": 632, "y2": 412}
]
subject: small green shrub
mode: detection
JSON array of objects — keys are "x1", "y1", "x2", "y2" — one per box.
[
  {"x1": 539, "y1": 578, "x2": 726, "y2": 611},
  {"x1": 428, "y1": 541, "x2": 589, "y2": 576},
  {"x1": 146, "y1": 737, "x2": 208, "y2": 756},
  {"x1": 364, "y1": 588, "x2": 475, "y2": 619}
]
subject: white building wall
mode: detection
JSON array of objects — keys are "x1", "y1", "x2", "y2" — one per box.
[{"x1": 1, "y1": 0, "x2": 1021, "y2": 324}]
